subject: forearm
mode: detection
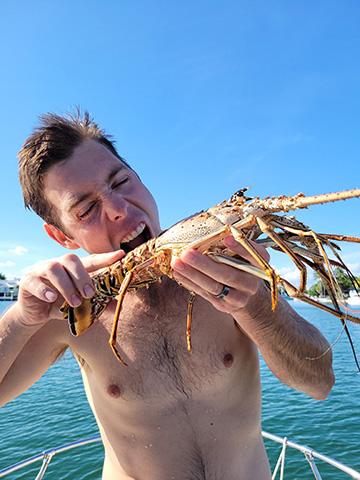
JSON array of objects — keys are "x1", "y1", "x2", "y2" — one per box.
[
  {"x1": 170, "y1": 242, "x2": 335, "y2": 399},
  {"x1": 0, "y1": 303, "x2": 43, "y2": 385},
  {"x1": 0, "y1": 303, "x2": 70, "y2": 407},
  {"x1": 233, "y1": 282, "x2": 335, "y2": 400}
]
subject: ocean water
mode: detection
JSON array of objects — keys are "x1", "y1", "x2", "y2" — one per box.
[{"x1": 0, "y1": 300, "x2": 359, "y2": 479}]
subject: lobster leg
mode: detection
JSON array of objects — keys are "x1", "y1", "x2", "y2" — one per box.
[
  {"x1": 280, "y1": 275, "x2": 360, "y2": 371},
  {"x1": 186, "y1": 293, "x2": 196, "y2": 353},
  {"x1": 256, "y1": 217, "x2": 308, "y2": 293},
  {"x1": 280, "y1": 277, "x2": 360, "y2": 324},
  {"x1": 227, "y1": 219, "x2": 360, "y2": 368},
  {"x1": 241, "y1": 219, "x2": 360, "y2": 323},
  {"x1": 210, "y1": 251, "x2": 360, "y2": 324},
  {"x1": 109, "y1": 270, "x2": 134, "y2": 365},
  {"x1": 278, "y1": 224, "x2": 356, "y2": 303},
  {"x1": 207, "y1": 254, "x2": 270, "y2": 281},
  {"x1": 228, "y1": 225, "x2": 279, "y2": 310}
]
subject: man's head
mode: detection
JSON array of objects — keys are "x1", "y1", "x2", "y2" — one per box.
[
  {"x1": 18, "y1": 109, "x2": 129, "y2": 234},
  {"x1": 18, "y1": 109, "x2": 161, "y2": 254}
]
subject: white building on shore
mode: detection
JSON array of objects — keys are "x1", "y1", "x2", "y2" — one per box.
[{"x1": 0, "y1": 277, "x2": 20, "y2": 300}]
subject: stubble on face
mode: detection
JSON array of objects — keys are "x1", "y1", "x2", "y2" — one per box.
[{"x1": 42, "y1": 140, "x2": 161, "y2": 254}]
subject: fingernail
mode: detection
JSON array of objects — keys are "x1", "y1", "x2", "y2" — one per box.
[
  {"x1": 44, "y1": 290, "x2": 57, "y2": 302},
  {"x1": 84, "y1": 284, "x2": 95, "y2": 297},
  {"x1": 71, "y1": 294, "x2": 82, "y2": 307}
]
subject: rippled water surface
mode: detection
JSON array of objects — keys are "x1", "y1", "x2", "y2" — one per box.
[
  {"x1": 1, "y1": 300, "x2": 359, "y2": 479},
  {"x1": 261, "y1": 301, "x2": 360, "y2": 478}
]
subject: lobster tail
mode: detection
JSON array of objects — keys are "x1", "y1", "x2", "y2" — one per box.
[
  {"x1": 67, "y1": 298, "x2": 95, "y2": 336},
  {"x1": 61, "y1": 296, "x2": 109, "y2": 336}
]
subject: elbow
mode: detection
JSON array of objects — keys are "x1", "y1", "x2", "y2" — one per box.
[
  {"x1": 308, "y1": 342, "x2": 335, "y2": 401},
  {"x1": 309, "y1": 370, "x2": 335, "y2": 401}
]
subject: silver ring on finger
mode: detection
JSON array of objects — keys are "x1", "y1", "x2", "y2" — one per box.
[{"x1": 213, "y1": 284, "x2": 231, "y2": 299}]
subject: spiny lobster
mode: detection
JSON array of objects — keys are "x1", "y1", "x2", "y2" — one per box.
[{"x1": 61, "y1": 187, "x2": 360, "y2": 366}]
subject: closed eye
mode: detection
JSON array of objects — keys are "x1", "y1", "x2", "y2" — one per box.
[
  {"x1": 79, "y1": 202, "x2": 96, "y2": 219},
  {"x1": 112, "y1": 176, "x2": 129, "y2": 189}
]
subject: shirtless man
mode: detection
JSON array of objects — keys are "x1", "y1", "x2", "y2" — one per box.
[{"x1": 0, "y1": 111, "x2": 334, "y2": 479}]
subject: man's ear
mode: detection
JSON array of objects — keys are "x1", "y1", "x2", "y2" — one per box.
[{"x1": 44, "y1": 223, "x2": 80, "y2": 250}]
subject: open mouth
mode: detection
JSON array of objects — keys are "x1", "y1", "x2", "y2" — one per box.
[{"x1": 120, "y1": 222, "x2": 152, "y2": 254}]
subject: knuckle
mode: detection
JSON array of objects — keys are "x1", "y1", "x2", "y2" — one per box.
[
  {"x1": 255, "y1": 243, "x2": 270, "y2": 262},
  {"x1": 19, "y1": 273, "x2": 32, "y2": 289},
  {"x1": 61, "y1": 253, "x2": 79, "y2": 264},
  {"x1": 46, "y1": 261, "x2": 62, "y2": 275}
]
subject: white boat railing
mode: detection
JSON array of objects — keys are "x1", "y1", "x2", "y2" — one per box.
[
  {"x1": 261, "y1": 431, "x2": 360, "y2": 480},
  {"x1": 0, "y1": 431, "x2": 359, "y2": 479},
  {"x1": 0, "y1": 436, "x2": 101, "y2": 480}
]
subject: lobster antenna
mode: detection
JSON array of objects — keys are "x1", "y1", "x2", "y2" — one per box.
[
  {"x1": 293, "y1": 188, "x2": 360, "y2": 209},
  {"x1": 248, "y1": 188, "x2": 360, "y2": 214}
]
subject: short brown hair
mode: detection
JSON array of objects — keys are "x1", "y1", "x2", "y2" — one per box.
[{"x1": 18, "y1": 108, "x2": 129, "y2": 233}]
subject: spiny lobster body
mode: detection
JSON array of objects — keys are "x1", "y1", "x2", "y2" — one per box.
[{"x1": 61, "y1": 187, "x2": 360, "y2": 365}]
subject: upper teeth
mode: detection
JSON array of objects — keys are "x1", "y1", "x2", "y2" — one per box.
[{"x1": 122, "y1": 223, "x2": 146, "y2": 244}]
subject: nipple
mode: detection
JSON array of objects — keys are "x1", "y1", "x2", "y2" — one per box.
[
  {"x1": 223, "y1": 353, "x2": 234, "y2": 368},
  {"x1": 107, "y1": 384, "x2": 121, "y2": 398}
]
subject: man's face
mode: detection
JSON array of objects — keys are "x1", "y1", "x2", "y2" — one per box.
[{"x1": 43, "y1": 139, "x2": 161, "y2": 254}]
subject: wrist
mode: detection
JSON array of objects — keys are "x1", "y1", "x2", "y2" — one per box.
[
  {"x1": 233, "y1": 281, "x2": 272, "y2": 319},
  {"x1": 2, "y1": 302, "x2": 47, "y2": 333}
]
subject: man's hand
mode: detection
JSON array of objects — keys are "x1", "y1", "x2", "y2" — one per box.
[
  {"x1": 171, "y1": 235, "x2": 269, "y2": 314},
  {"x1": 15, "y1": 250, "x2": 125, "y2": 327}
]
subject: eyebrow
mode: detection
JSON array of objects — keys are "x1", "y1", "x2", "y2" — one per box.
[{"x1": 66, "y1": 164, "x2": 126, "y2": 213}]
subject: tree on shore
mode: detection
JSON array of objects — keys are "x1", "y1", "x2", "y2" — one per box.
[
  {"x1": 0, "y1": 273, "x2": 5, "y2": 280},
  {"x1": 306, "y1": 268, "x2": 360, "y2": 297}
]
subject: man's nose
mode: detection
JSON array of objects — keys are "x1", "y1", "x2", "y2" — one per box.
[{"x1": 104, "y1": 195, "x2": 128, "y2": 221}]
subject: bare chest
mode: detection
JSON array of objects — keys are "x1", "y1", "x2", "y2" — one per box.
[{"x1": 70, "y1": 280, "x2": 252, "y2": 401}]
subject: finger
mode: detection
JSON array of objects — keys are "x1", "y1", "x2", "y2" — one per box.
[
  {"x1": 31, "y1": 253, "x2": 94, "y2": 307},
  {"x1": 60, "y1": 250, "x2": 125, "y2": 305},
  {"x1": 40, "y1": 257, "x2": 89, "y2": 307},
  {"x1": 20, "y1": 272, "x2": 59, "y2": 304},
  {"x1": 224, "y1": 235, "x2": 270, "y2": 264},
  {"x1": 172, "y1": 251, "x2": 259, "y2": 301},
  {"x1": 81, "y1": 250, "x2": 125, "y2": 273},
  {"x1": 172, "y1": 255, "x2": 227, "y2": 296},
  {"x1": 59, "y1": 253, "x2": 97, "y2": 298},
  {"x1": 174, "y1": 249, "x2": 261, "y2": 295},
  {"x1": 172, "y1": 269, "x2": 249, "y2": 313},
  {"x1": 20, "y1": 251, "x2": 125, "y2": 311}
]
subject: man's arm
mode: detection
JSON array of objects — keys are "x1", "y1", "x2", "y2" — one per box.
[
  {"x1": 171, "y1": 235, "x2": 335, "y2": 401},
  {"x1": 232, "y1": 282, "x2": 334, "y2": 400},
  {"x1": 0, "y1": 250, "x2": 124, "y2": 407},
  {"x1": 0, "y1": 307, "x2": 68, "y2": 406}
]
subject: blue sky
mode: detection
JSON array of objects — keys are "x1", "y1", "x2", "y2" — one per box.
[{"x1": 1, "y1": 0, "x2": 360, "y2": 287}]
